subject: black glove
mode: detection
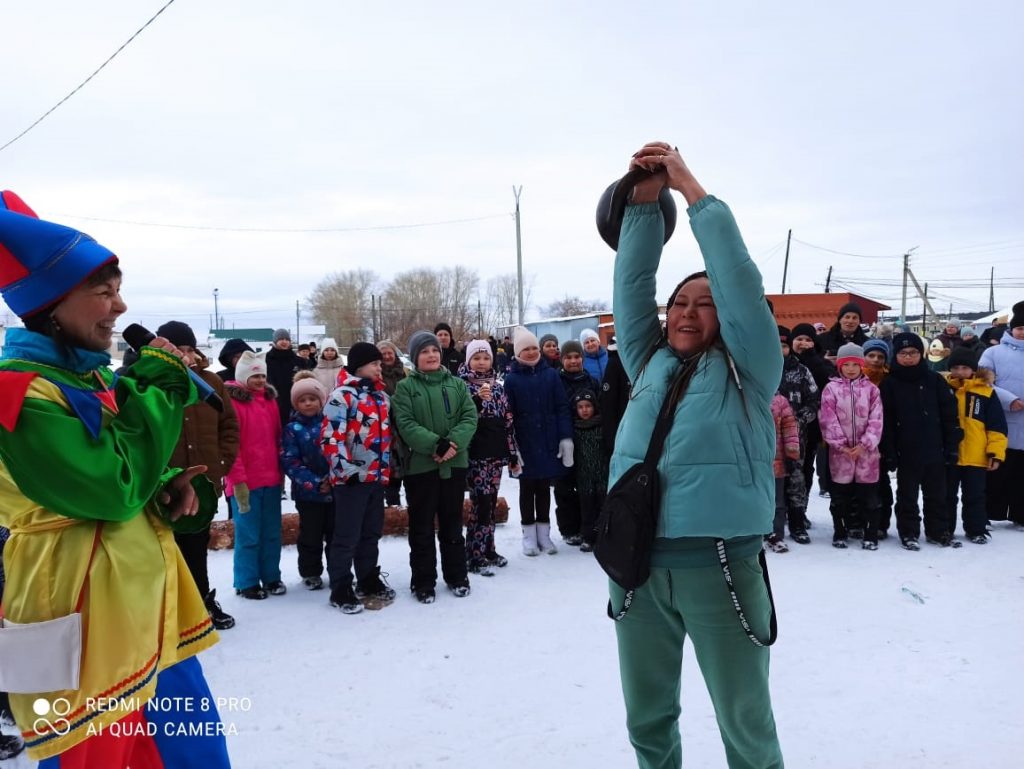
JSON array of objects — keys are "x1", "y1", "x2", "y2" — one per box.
[{"x1": 435, "y1": 438, "x2": 452, "y2": 456}]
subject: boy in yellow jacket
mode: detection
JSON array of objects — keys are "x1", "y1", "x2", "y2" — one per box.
[{"x1": 945, "y1": 346, "x2": 1008, "y2": 544}]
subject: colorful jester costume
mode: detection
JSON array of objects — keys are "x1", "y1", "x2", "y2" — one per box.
[{"x1": 0, "y1": 193, "x2": 230, "y2": 767}]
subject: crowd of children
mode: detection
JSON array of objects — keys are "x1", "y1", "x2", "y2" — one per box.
[
  {"x1": 25, "y1": 309, "x2": 1008, "y2": 630},
  {"x1": 204, "y1": 308, "x2": 1024, "y2": 619},
  {"x1": 766, "y1": 301, "x2": 1024, "y2": 554}
]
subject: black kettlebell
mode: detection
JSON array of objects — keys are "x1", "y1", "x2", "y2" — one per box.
[{"x1": 595, "y1": 166, "x2": 677, "y2": 251}]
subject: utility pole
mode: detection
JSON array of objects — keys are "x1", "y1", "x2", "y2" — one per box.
[
  {"x1": 824, "y1": 265, "x2": 833, "y2": 293},
  {"x1": 905, "y1": 267, "x2": 937, "y2": 332},
  {"x1": 781, "y1": 229, "x2": 792, "y2": 293},
  {"x1": 295, "y1": 300, "x2": 300, "y2": 343},
  {"x1": 513, "y1": 185, "x2": 524, "y2": 325},
  {"x1": 477, "y1": 299, "x2": 483, "y2": 336},
  {"x1": 371, "y1": 295, "x2": 377, "y2": 341},
  {"x1": 213, "y1": 288, "x2": 219, "y2": 331},
  {"x1": 989, "y1": 267, "x2": 995, "y2": 312},
  {"x1": 900, "y1": 247, "x2": 918, "y2": 324},
  {"x1": 923, "y1": 282, "x2": 929, "y2": 332}
]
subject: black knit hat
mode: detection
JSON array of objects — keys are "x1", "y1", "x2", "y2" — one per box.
[
  {"x1": 433, "y1": 322, "x2": 453, "y2": 337},
  {"x1": 1011, "y1": 301, "x2": 1024, "y2": 330},
  {"x1": 791, "y1": 323, "x2": 818, "y2": 344},
  {"x1": 838, "y1": 302, "x2": 863, "y2": 321},
  {"x1": 892, "y1": 332, "x2": 924, "y2": 355},
  {"x1": 777, "y1": 325, "x2": 792, "y2": 346},
  {"x1": 218, "y1": 338, "x2": 254, "y2": 368},
  {"x1": 346, "y1": 342, "x2": 383, "y2": 374},
  {"x1": 948, "y1": 346, "x2": 979, "y2": 370},
  {"x1": 156, "y1": 320, "x2": 197, "y2": 349},
  {"x1": 561, "y1": 339, "x2": 583, "y2": 358},
  {"x1": 571, "y1": 389, "x2": 599, "y2": 409}
]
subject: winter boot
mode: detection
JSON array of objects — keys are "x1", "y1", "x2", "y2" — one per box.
[
  {"x1": 926, "y1": 532, "x2": 963, "y2": 549},
  {"x1": 264, "y1": 580, "x2": 287, "y2": 596},
  {"x1": 329, "y1": 583, "x2": 364, "y2": 614},
  {"x1": 485, "y1": 550, "x2": 509, "y2": 567},
  {"x1": 536, "y1": 522, "x2": 558, "y2": 554},
  {"x1": 303, "y1": 576, "x2": 324, "y2": 590},
  {"x1": 356, "y1": 567, "x2": 397, "y2": 610},
  {"x1": 413, "y1": 586, "x2": 436, "y2": 604},
  {"x1": 522, "y1": 524, "x2": 540, "y2": 556},
  {"x1": 236, "y1": 585, "x2": 268, "y2": 600},
  {"x1": 204, "y1": 589, "x2": 236, "y2": 630}
]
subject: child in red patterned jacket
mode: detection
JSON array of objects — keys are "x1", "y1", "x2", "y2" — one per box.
[
  {"x1": 321, "y1": 342, "x2": 394, "y2": 614},
  {"x1": 767, "y1": 393, "x2": 801, "y2": 552}
]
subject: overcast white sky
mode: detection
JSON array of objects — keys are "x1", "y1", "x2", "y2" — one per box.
[{"x1": 1, "y1": 0, "x2": 1021, "y2": 336}]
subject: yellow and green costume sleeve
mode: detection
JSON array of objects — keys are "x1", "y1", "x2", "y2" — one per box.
[{"x1": 0, "y1": 347, "x2": 215, "y2": 531}]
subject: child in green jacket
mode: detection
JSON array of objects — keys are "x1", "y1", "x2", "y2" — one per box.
[{"x1": 390, "y1": 331, "x2": 478, "y2": 604}]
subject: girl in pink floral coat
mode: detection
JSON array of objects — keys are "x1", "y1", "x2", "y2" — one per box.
[{"x1": 819, "y1": 342, "x2": 884, "y2": 549}]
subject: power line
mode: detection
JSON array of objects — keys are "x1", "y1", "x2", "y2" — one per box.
[
  {"x1": 53, "y1": 212, "x2": 511, "y2": 233},
  {"x1": 0, "y1": 0, "x2": 178, "y2": 154},
  {"x1": 917, "y1": 238, "x2": 1024, "y2": 256},
  {"x1": 791, "y1": 238, "x2": 901, "y2": 260}
]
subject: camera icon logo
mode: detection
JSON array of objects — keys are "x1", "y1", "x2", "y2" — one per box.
[{"x1": 32, "y1": 697, "x2": 72, "y2": 737}]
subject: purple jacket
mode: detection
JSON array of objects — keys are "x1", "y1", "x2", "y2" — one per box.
[{"x1": 819, "y1": 375, "x2": 883, "y2": 484}]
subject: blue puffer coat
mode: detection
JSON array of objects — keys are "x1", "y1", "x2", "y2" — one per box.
[
  {"x1": 583, "y1": 347, "x2": 609, "y2": 384},
  {"x1": 280, "y1": 410, "x2": 333, "y2": 503},
  {"x1": 504, "y1": 358, "x2": 572, "y2": 479},
  {"x1": 611, "y1": 196, "x2": 782, "y2": 538}
]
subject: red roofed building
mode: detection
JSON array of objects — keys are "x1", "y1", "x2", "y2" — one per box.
[{"x1": 767, "y1": 292, "x2": 890, "y2": 329}]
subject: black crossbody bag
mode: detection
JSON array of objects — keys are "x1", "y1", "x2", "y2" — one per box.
[{"x1": 595, "y1": 350, "x2": 779, "y2": 647}]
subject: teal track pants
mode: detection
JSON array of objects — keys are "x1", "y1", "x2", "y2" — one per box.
[{"x1": 611, "y1": 557, "x2": 784, "y2": 769}]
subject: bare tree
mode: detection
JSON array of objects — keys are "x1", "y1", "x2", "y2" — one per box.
[
  {"x1": 484, "y1": 273, "x2": 537, "y2": 333},
  {"x1": 377, "y1": 266, "x2": 481, "y2": 348},
  {"x1": 543, "y1": 294, "x2": 608, "y2": 318},
  {"x1": 307, "y1": 269, "x2": 379, "y2": 347},
  {"x1": 440, "y1": 265, "x2": 479, "y2": 341}
]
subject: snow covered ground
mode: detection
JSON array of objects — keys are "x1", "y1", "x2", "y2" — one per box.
[{"x1": 5, "y1": 478, "x2": 1024, "y2": 768}]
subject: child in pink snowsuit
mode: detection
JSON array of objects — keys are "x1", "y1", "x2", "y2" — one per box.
[
  {"x1": 819, "y1": 342, "x2": 884, "y2": 549},
  {"x1": 767, "y1": 394, "x2": 801, "y2": 552}
]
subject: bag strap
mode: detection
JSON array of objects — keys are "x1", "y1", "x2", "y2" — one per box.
[
  {"x1": 606, "y1": 590, "x2": 635, "y2": 621},
  {"x1": 715, "y1": 538, "x2": 777, "y2": 647},
  {"x1": 641, "y1": 354, "x2": 697, "y2": 466}
]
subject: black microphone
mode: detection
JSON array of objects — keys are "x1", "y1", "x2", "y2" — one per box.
[{"x1": 122, "y1": 324, "x2": 224, "y2": 412}]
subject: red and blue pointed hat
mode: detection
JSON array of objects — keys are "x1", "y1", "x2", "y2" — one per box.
[{"x1": 0, "y1": 190, "x2": 118, "y2": 318}]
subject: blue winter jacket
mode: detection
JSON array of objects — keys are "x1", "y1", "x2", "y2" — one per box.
[
  {"x1": 280, "y1": 410, "x2": 333, "y2": 503},
  {"x1": 583, "y1": 347, "x2": 609, "y2": 384},
  {"x1": 504, "y1": 358, "x2": 572, "y2": 480},
  {"x1": 611, "y1": 196, "x2": 782, "y2": 538}
]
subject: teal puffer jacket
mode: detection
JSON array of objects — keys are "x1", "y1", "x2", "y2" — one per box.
[{"x1": 610, "y1": 196, "x2": 782, "y2": 538}]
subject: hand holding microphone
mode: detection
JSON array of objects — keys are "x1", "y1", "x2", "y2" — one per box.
[{"x1": 122, "y1": 323, "x2": 224, "y2": 412}]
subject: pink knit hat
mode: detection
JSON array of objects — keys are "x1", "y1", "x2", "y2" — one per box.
[{"x1": 290, "y1": 372, "x2": 327, "y2": 409}]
